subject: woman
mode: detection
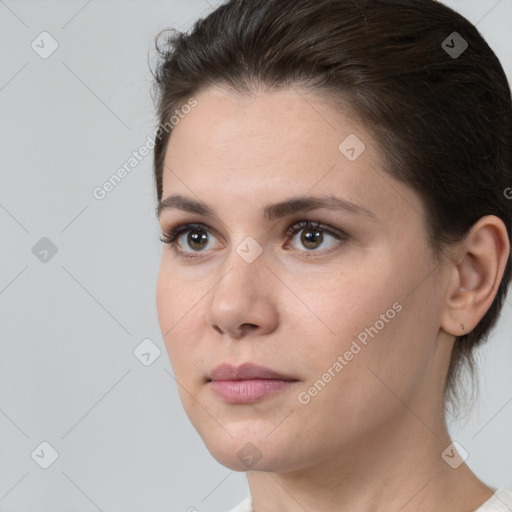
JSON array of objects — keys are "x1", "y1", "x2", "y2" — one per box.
[{"x1": 152, "y1": 0, "x2": 512, "y2": 510}]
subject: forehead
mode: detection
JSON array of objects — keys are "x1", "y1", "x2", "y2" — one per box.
[
  {"x1": 167, "y1": 86, "x2": 358, "y2": 173},
  {"x1": 161, "y1": 86, "x2": 425, "y2": 228}
]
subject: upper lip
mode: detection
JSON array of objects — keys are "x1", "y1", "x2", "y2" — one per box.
[{"x1": 208, "y1": 363, "x2": 298, "y2": 381}]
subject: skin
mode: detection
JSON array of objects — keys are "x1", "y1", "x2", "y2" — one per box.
[{"x1": 155, "y1": 86, "x2": 510, "y2": 512}]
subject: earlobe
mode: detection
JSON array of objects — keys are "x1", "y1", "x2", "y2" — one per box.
[{"x1": 440, "y1": 215, "x2": 510, "y2": 337}]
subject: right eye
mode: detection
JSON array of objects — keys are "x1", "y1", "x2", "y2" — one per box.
[{"x1": 160, "y1": 222, "x2": 220, "y2": 259}]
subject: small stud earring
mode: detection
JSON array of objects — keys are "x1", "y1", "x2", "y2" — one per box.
[{"x1": 460, "y1": 324, "x2": 464, "y2": 331}]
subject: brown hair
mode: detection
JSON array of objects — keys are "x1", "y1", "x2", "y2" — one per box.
[{"x1": 151, "y1": 0, "x2": 512, "y2": 415}]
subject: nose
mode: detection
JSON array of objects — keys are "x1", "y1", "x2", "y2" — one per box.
[{"x1": 205, "y1": 242, "x2": 278, "y2": 339}]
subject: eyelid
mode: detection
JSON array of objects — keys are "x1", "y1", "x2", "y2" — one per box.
[
  {"x1": 160, "y1": 222, "x2": 220, "y2": 246},
  {"x1": 161, "y1": 214, "x2": 347, "y2": 237},
  {"x1": 160, "y1": 218, "x2": 349, "y2": 259},
  {"x1": 284, "y1": 219, "x2": 347, "y2": 240}
]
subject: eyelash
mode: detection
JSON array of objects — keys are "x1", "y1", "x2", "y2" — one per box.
[{"x1": 159, "y1": 220, "x2": 348, "y2": 260}]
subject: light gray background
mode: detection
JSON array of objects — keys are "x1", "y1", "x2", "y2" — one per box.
[{"x1": 0, "y1": 1, "x2": 511, "y2": 511}]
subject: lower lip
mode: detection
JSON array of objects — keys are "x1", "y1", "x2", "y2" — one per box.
[{"x1": 209, "y1": 379, "x2": 296, "y2": 404}]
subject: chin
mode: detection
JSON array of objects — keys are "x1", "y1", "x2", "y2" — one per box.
[
  {"x1": 195, "y1": 422, "x2": 300, "y2": 473},
  {"x1": 207, "y1": 442, "x2": 281, "y2": 472}
]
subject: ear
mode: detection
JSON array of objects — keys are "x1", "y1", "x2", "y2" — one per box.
[{"x1": 440, "y1": 215, "x2": 510, "y2": 337}]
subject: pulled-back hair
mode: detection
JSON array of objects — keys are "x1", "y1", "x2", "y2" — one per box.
[{"x1": 151, "y1": 0, "x2": 512, "y2": 416}]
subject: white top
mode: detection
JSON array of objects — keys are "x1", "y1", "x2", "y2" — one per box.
[{"x1": 228, "y1": 488, "x2": 512, "y2": 512}]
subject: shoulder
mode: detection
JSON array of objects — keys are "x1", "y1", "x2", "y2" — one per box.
[
  {"x1": 227, "y1": 495, "x2": 252, "y2": 512},
  {"x1": 474, "y1": 489, "x2": 512, "y2": 511}
]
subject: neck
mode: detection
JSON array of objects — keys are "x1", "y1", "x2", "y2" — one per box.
[{"x1": 246, "y1": 411, "x2": 493, "y2": 512}]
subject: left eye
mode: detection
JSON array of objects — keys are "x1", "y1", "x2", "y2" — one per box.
[{"x1": 285, "y1": 220, "x2": 346, "y2": 252}]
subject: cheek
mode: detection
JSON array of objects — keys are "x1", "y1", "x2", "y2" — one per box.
[
  {"x1": 156, "y1": 260, "x2": 194, "y2": 331},
  {"x1": 156, "y1": 262, "x2": 209, "y2": 380},
  {"x1": 310, "y1": 286, "x2": 437, "y2": 422},
  {"x1": 294, "y1": 262, "x2": 424, "y2": 396},
  {"x1": 156, "y1": 264, "x2": 189, "y2": 361},
  {"x1": 293, "y1": 312, "x2": 417, "y2": 444},
  {"x1": 155, "y1": 266, "x2": 174, "y2": 334},
  {"x1": 295, "y1": 268, "x2": 393, "y2": 353}
]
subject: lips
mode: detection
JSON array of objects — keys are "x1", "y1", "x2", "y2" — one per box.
[
  {"x1": 207, "y1": 363, "x2": 299, "y2": 404},
  {"x1": 208, "y1": 362, "x2": 297, "y2": 382}
]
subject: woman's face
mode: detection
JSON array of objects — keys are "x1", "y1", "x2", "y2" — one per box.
[{"x1": 156, "y1": 86, "x2": 453, "y2": 473}]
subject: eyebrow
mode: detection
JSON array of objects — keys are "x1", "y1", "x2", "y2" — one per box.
[{"x1": 156, "y1": 194, "x2": 377, "y2": 222}]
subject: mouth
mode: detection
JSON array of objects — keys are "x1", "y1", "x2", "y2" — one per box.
[{"x1": 207, "y1": 362, "x2": 299, "y2": 404}]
